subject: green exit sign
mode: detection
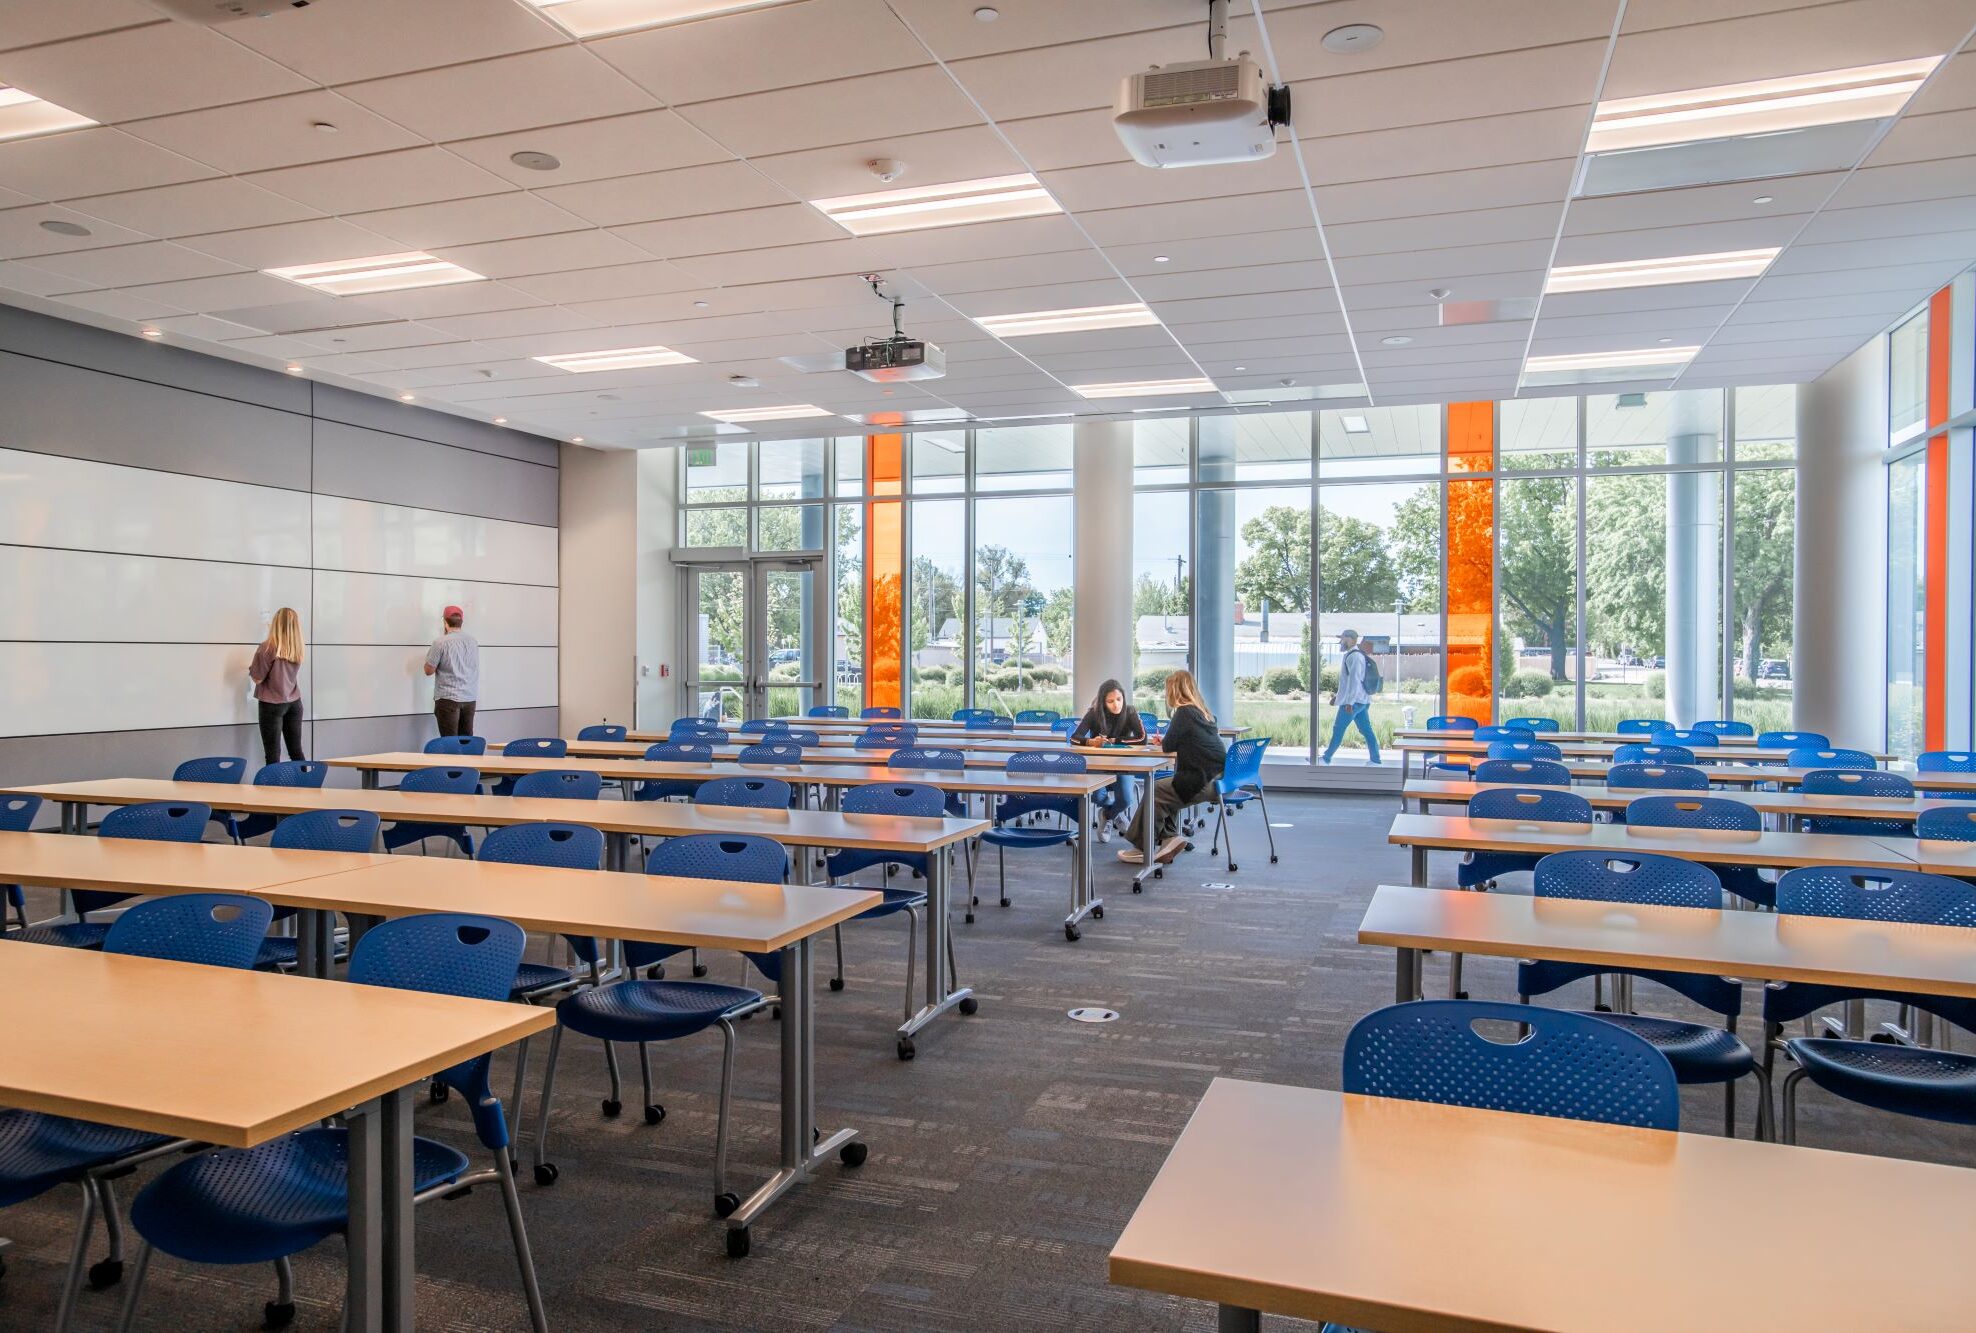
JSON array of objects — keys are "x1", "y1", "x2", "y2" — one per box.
[{"x1": 686, "y1": 447, "x2": 715, "y2": 468}]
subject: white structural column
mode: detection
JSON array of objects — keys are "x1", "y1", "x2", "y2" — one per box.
[
  {"x1": 1796, "y1": 336, "x2": 1889, "y2": 747},
  {"x1": 1195, "y1": 417, "x2": 1238, "y2": 722},
  {"x1": 636, "y1": 448, "x2": 680, "y2": 728},
  {"x1": 558, "y1": 444, "x2": 639, "y2": 730},
  {"x1": 1664, "y1": 391, "x2": 1721, "y2": 727},
  {"x1": 1073, "y1": 419, "x2": 1134, "y2": 707}
]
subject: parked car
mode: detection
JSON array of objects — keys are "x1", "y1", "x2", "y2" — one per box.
[
  {"x1": 768, "y1": 647, "x2": 801, "y2": 665},
  {"x1": 1649, "y1": 656, "x2": 1665, "y2": 670},
  {"x1": 1760, "y1": 659, "x2": 1790, "y2": 680}
]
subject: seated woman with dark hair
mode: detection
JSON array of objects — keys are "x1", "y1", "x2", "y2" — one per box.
[{"x1": 1069, "y1": 677, "x2": 1146, "y2": 842}]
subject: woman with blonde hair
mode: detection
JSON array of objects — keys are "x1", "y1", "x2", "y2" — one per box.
[
  {"x1": 1119, "y1": 668, "x2": 1227, "y2": 863},
  {"x1": 248, "y1": 607, "x2": 307, "y2": 765}
]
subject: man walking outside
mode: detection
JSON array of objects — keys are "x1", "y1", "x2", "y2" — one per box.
[
  {"x1": 425, "y1": 604, "x2": 480, "y2": 737},
  {"x1": 1320, "y1": 628, "x2": 1381, "y2": 765}
]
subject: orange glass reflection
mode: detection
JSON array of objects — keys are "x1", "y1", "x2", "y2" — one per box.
[
  {"x1": 1445, "y1": 402, "x2": 1495, "y2": 722},
  {"x1": 864, "y1": 433, "x2": 905, "y2": 709}
]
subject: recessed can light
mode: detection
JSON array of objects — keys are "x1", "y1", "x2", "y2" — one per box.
[
  {"x1": 494, "y1": 416, "x2": 508, "y2": 424},
  {"x1": 39, "y1": 219, "x2": 90, "y2": 237},
  {"x1": 140, "y1": 328, "x2": 163, "y2": 338},
  {"x1": 974, "y1": 6, "x2": 999, "y2": 20},
  {"x1": 1380, "y1": 335, "x2": 1413, "y2": 346},
  {"x1": 285, "y1": 364, "x2": 304, "y2": 374},
  {"x1": 1657, "y1": 337, "x2": 1673, "y2": 344},
  {"x1": 1427, "y1": 287, "x2": 1451, "y2": 300},
  {"x1": 693, "y1": 300, "x2": 711, "y2": 308},
  {"x1": 1322, "y1": 23, "x2": 1384, "y2": 54},
  {"x1": 399, "y1": 393, "x2": 415, "y2": 402},
  {"x1": 571, "y1": 436, "x2": 584, "y2": 443},
  {"x1": 510, "y1": 150, "x2": 561, "y2": 172},
  {"x1": 311, "y1": 121, "x2": 338, "y2": 134},
  {"x1": 1152, "y1": 255, "x2": 1171, "y2": 263},
  {"x1": 1752, "y1": 195, "x2": 1774, "y2": 204},
  {"x1": 1234, "y1": 365, "x2": 1247, "y2": 371}
]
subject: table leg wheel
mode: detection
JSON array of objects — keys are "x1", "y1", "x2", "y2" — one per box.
[
  {"x1": 87, "y1": 1258, "x2": 123, "y2": 1289},
  {"x1": 999, "y1": 896, "x2": 1010, "y2": 908},
  {"x1": 601, "y1": 1098, "x2": 623, "y2": 1118},
  {"x1": 958, "y1": 996, "x2": 979, "y2": 1016},
  {"x1": 692, "y1": 962, "x2": 709, "y2": 977},
  {"x1": 1593, "y1": 1003, "x2": 1611, "y2": 1012},
  {"x1": 839, "y1": 1141, "x2": 868, "y2": 1168},
  {"x1": 829, "y1": 977, "x2": 845, "y2": 992},
  {"x1": 644, "y1": 1103, "x2": 665, "y2": 1126},
  {"x1": 965, "y1": 911, "x2": 976, "y2": 924},
  {"x1": 970, "y1": 894, "x2": 979, "y2": 907},
  {"x1": 645, "y1": 965, "x2": 665, "y2": 979},
  {"x1": 262, "y1": 1299, "x2": 296, "y2": 1330},
  {"x1": 533, "y1": 1162, "x2": 560, "y2": 1186},
  {"x1": 1064, "y1": 923, "x2": 1080, "y2": 942},
  {"x1": 1131, "y1": 882, "x2": 1143, "y2": 893},
  {"x1": 897, "y1": 1037, "x2": 916, "y2": 1061},
  {"x1": 714, "y1": 1191, "x2": 740, "y2": 1218},
  {"x1": 726, "y1": 1228, "x2": 751, "y2": 1259},
  {"x1": 1091, "y1": 904, "x2": 1104, "y2": 919},
  {"x1": 1454, "y1": 991, "x2": 1470, "y2": 1001},
  {"x1": 428, "y1": 1081, "x2": 449, "y2": 1103}
]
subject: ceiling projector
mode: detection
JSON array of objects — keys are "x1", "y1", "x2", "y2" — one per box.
[
  {"x1": 143, "y1": 0, "x2": 314, "y2": 21},
  {"x1": 845, "y1": 275, "x2": 944, "y2": 383},
  {"x1": 1115, "y1": 1, "x2": 1290, "y2": 169}
]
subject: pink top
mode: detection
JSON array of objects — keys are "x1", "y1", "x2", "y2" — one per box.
[{"x1": 249, "y1": 642, "x2": 300, "y2": 704}]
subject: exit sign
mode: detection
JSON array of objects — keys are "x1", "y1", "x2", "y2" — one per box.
[{"x1": 687, "y1": 447, "x2": 715, "y2": 467}]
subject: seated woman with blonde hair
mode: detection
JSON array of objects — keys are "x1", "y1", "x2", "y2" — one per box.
[{"x1": 1118, "y1": 669, "x2": 1225, "y2": 864}]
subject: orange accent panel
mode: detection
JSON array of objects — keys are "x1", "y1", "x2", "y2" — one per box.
[
  {"x1": 1927, "y1": 286, "x2": 1952, "y2": 429},
  {"x1": 863, "y1": 433, "x2": 905, "y2": 709},
  {"x1": 1923, "y1": 286, "x2": 1951, "y2": 750},
  {"x1": 1445, "y1": 401, "x2": 1496, "y2": 724},
  {"x1": 1447, "y1": 401, "x2": 1494, "y2": 473}
]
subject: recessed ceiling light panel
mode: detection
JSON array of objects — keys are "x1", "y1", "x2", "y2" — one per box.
[
  {"x1": 1523, "y1": 346, "x2": 1699, "y2": 385},
  {"x1": 973, "y1": 303, "x2": 1160, "y2": 338},
  {"x1": 811, "y1": 173, "x2": 1061, "y2": 236},
  {"x1": 527, "y1": 0, "x2": 798, "y2": 38},
  {"x1": 533, "y1": 344, "x2": 698, "y2": 372},
  {"x1": 0, "y1": 85, "x2": 95, "y2": 143},
  {"x1": 1071, "y1": 377, "x2": 1218, "y2": 399},
  {"x1": 1587, "y1": 57, "x2": 1940, "y2": 153},
  {"x1": 700, "y1": 404, "x2": 835, "y2": 423},
  {"x1": 1340, "y1": 415, "x2": 1371, "y2": 434},
  {"x1": 1545, "y1": 248, "x2": 1780, "y2": 294},
  {"x1": 266, "y1": 252, "x2": 486, "y2": 296}
]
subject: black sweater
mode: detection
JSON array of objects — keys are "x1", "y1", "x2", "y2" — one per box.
[
  {"x1": 1070, "y1": 704, "x2": 1146, "y2": 745},
  {"x1": 1162, "y1": 705, "x2": 1226, "y2": 800}
]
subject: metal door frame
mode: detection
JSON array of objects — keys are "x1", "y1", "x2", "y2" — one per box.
[{"x1": 674, "y1": 550, "x2": 827, "y2": 722}]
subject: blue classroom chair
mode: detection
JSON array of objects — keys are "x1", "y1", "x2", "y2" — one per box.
[
  {"x1": 1614, "y1": 742, "x2": 1696, "y2": 766},
  {"x1": 257, "y1": 809, "x2": 381, "y2": 971},
  {"x1": 1615, "y1": 718, "x2": 1663, "y2": 735},
  {"x1": 171, "y1": 756, "x2": 247, "y2": 840},
  {"x1": 1916, "y1": 750, "x2": 1976, "y2": 798},
  {"x1": 1521, "y1": 851, "x2": 1765, "y2": 1137},
  {"x1": 738, "y1": 718, "x2": 790, "y2": 735},
  {"x1": 1014, "y1": 710, "x2": 1060, "y2": 725},
  {"x1": 634, "y1": 741, "x2": 713, "y2": 803},
  {"x1": 7, "y1": 802, "x2": 211, "y2": 950},
  {"x1": 965, "y1": 716, "x2": 1015, "y2": 731},
  {"x1": 1695, "y1": 719, "x2": 1754, "y2": 738},
  {"x1": 1, "y1": 793, "x2": 40, "y2": 932},
  {"x1": 979, "y1": 752, "x2": 1086, "y2": 930},
  {"x1": 1208, "y1": 739, "x2": 1277, "y2": 873},
  {"x1": 1502, "y1": 716, "x2": 1561, "y2": 733},
  {"x1": 0, "y1": 893, "x2": 273, "y2": 1328},
  {"x1": 861, "y1": 707, "x2": 902, "y2": 719},
  {"x1": 510, "y1": 770, "x2": 603, "y2": 802},
  {"x1": 1785, "y1": 747, "x2": 1875, "y2": 771},
  {"x1": 1797, "y1": 769, "x2": 1914, "y2": 837},
  {"x1": 695, "y1": 776, "x2": 792, "y2": 810},
  {"x1": 121, "y1": 914, "x2": 547, "y2": 1333},
  {"x1": 1648, "y1": 729, "x2": 1720, "y2": 754},
  {"x1": 1470, "y1": 726, "x2": 1535, "y2": 746},
  {"x1": 857, "y1": 723, "x2": 917, "y2": 748},
  {"x1": 1759, "y1": 730, "x2": 1826, "y2": 751},
  {"x1": 1426, "y1": 715, "x2": 1479, "y2": 731},
  {"x1": 1606, "y1": 763, "x2": 1709, "y2": 792},
  {"x1": 1470, "y1": 759, "x2": 1570, "y2": 787},
  {"x1": 424, "y1": 735, "x2": 488, "y2": 757},
  {"x1": 1049, "y1": 717, "x2": 1077, "y2": 734},
  {"x1": 1916, "y1": 806, "x2": 1976, "y2": 840},
  {"x1": 1624, "y1": 795, "x2": 1775, "y2": 906},
  {"x1": 951, "y1": 708, "x2": 997, "y2": 725},
  {"x1": 1487, "y1": 739, "x2": 1562, "y2": 761},
  {"x1": 824, "y1": 784, "x2": 962, "y2": 1019},
  {"x1": 493, "y1": 739, "x2": 567, "y2": 796},
  {"x1": 808, "y1": 705, "x2": 850, "y2": 718},
  {"x1": 1459, "y1": 787, "x2": 1593, "y2": 888},
  {"x1": 232, "y1": 760, "x2": 328, "y2": 844},
  {"x1": 577, "y1": 724, "x2": 627, "y2": 742},
  {"x1": 381, "y1": 766, "x2": 479, "y2": 857}
]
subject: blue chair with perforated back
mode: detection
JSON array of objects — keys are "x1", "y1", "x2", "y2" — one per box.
[
  {"x1": 7, "y1": 802, "x2": 211, "y2": 951},
  {"x1": 671, "y1": 717, "x2": 728, "y2": 741},
  {"x1": 122, "y1": 913, "x2": 547, "y2": 1333},
  {"x1": 1, "y1": 891, "x2": 272, "y2": 1329},
  {"x1": 1768, "y1": 868, "x2": 1976, "y2": 1146},
  {"x1": 1, "y1": 793, "x2": 40, "y2": 933},
  {"x1": 858, "y1": 723, "x2": 917, "y2": 749},
  {"x1": 634, "y1": 741, "x2": 711, "y2": 804},
  {"x1": 1916, "y1": 750, "x2": 1976, "y2": 799},
  {"x1": 1797, "y1": 769, "x2": 1915, "y2": 837},
  {"x1": 1427, "y1": 715, "x2": 1479, "y2": 731},
  {"x1": 1615, "y1": 742, "x2": 1696, "y2": 766},
  {"x1": 890, "y1": 747, "x2": 970, "y2": 817},
  {"x1": 1487, "y1": 739, "x2": 1562, "y2": 762},
  {"x1": 952, "y1": 708, "x2": 996, "y2": 725},
  {"x1": 1786, "y1": 747, "x2": 1875, "y2": 773},
  {"x1": 1049, "y1": 717, "x2": 1077, "y2": 734},
  {"x1": 1471, "y1": 725, "x2": 1535, "y2": 746},
  {"x1": 1608, "y1": 763, "x2": 1710, "y2": 793},
  {"x1": 1759, "y1": 730, "x2": 1826, "y2": 751},
  {"x1": 510, "y1": 769, "x2": 603, "y2": 802},
  {"x1": 1522, "y1": 850, "x2": 1766, "y2": 1137},
  {"x1": 1343, "y1": 1000, "x2": 1679, "y2": 1129},
  {"x1": 1917, "y1": 806, "x2": 1976, "y2": 840},
  {"x1": 1696, "y1": 719, "x2": 1754, "y2": 738},
  {"x1": 862, "y1": 706, "x2": 902, "y2": 720},
  {"x1": 1615, "y1": 718, "x2": 1662, "y2": 735},
  {"x1": 1649, "y1": 729, "x2": 1720, "y2": 759},
  {"x1": 1208, "y1": 739, "x2": 1276, "y2": 873},
  {"x1": 978, "y1": 752, "x2": 1085, "y2": 920},
  {"x1": 777, "y1": 728, "x2": 820, "y2": 747},
  {"x1": 738, "y1": 718, "x2": 789, "y2": 735},
  {"x1": 531, "y1": 837, "x2": 775, "y2": 1214},
  {"x1": 737, "y1": 742, "x2": 808, "y2": 807},
  {"x1": 492, "y1": 739, "x2": 567, "y2": 796},
  {"x1": 1470, "y1": 759, "x2": 1571, "y2": 788},
  {"x1": 380, "y1": 766, "x2": 479, "y2": 857},
  {"x1": 173, "y1": 756, "x2": 247, "y2": 840},
  {"x1": 231, "y1": 760, "x2": 328, "y2": 843},
  {"x1": 424, "y1": 735, "x2": 487, "y2": 758},
  {"x1": 808, "y1": 705, "x2": 849, "y2": 719},
  {"x1": 1624, "y1": 795, "x2": 1775, "y2": 906},
  {"x1": 1137, "y1": 710, "x2": 1164, "y2": 737},
  {"x1": 1458, "y1": 786, "x2": 1592, "y2": 890},
  {"x1": 255, "y1": 810, "x2": 380, "y2": 971},
  {"x1": 966, "y1": 716, "x2": 1015, "y2": 731},
  {"x1": 1503, "y1": 716, "x2": 1561, "y2": 733},
  {"x1": 577, "y1": 724, "x2": 627, "y2": 742},
  {"x1": 823, "y1": 783, "x2": 962, "y2": 1015},
  {"x1": 695, "y1": 776, "x2": 792, "y2": 810},
  {"x1": 1014, "y1": 710, "x2": 1059, "y2": 725}
]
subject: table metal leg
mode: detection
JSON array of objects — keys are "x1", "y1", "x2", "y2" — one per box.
[
  {"x1": 899, "y1": 841, "x2": 974, "y2": 1052},
  {"x1": 1395, "y1": 946, "x2": 1422, "y2": 1003},
  {"x1": 728, "y1": 935, "x2": 860, "y2": 1254},
  {"x1": 379, "y1": 1087, "x2": 415, "y2": 1331},
  {"x1": 344, "y1": 1096, "x2": 384, "y2": 1332},
  {"x1": 1131, "y1": 770, "x2": 1160, "y2": 890},
  {"x1": 1410, "y1": 844, "x2": 1426, "y2": 886},
  {"x1": 361, "y1": 768, "x2": 379, "y2": 791},
  {"x1": 1218, "y1": 1304, "x2": 1260, "y2": 1332},
  {"x1": 1064, "y1": 793, "x2": 1101, "y2": 938},
  {"x1": 606, "y1": 831, "x2": 629, "y2": 874}
]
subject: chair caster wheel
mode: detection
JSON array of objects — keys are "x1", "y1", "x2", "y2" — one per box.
[
  {"x1": 1455, "y1": 991, "x2": 1470, "y2": 1000},
  {"x1": 829, "y1": 977, "x2": 845, "y2": 992},
  {"x1": 533, "y1": 1162, "x2": 559, "y2": 1186},
  {"x1": 1269, "y1": 855, "x2": 1279, "y2": 863},
  {"x1": 840, "y1": 1141, "x2": 868, "y2": 1168},
  {"x1": 998, "y1": 897, "x2": 1011, "y2": 908},
  {"x1": 1184, "y1": 841, "x2": 1195, "y2": 851},
  {"x1": 1091, "y1": 904, "x2": 1104, "y2": 919},
  {"x1": 263, "y1": 1299, "x2": 296, "y2": 1330},
  {"x1": 601, "y1": 1098, "x2": 622, "y2": 1117},
  {"x1": 726, "y1": 1227, "x2": 751, "y2": 1258},
  {"x1": 1869, "y1": 1032, "x2": 1899, "y2": 1044},
  {"x1": 1593, "y1": 1003, "x2": 1612, "y2": 1012},
  {"x1": 958, "y1": 996, "x2": 979, "y2": 1015},
  {"x1": 1064, "y1": 923, "x2": 1080, "y2": 941},
  {"x1": 897, "y1": 1037, "x2": 916, "y2": 1060},
  {"x1": 87, "y1": 1258, "x2": 123, "y2": 1289},
  {"x1": 965, "y1": 912, "x2": 976, "y2": 924},
  {"x1": 428, "y1": 1082, "x2": 449, "y2": 1103},
  {"x1": 644, "y1": 1103, "x2": 665, "y2": 1125},
  {"x1": 970, "y1": 894, "x2": 979, "y2": 907},
  {"x1": 1228, "y1": 863, "x2": 1238, "y2": 872},
  {"x1": 714, "y1": 1191, "x2": 740, "y2": 1218},
  {"x1": 646, "y1": 965, "x2": 665, "y2": 980},
  {"x1": 1153, "y1": 867, "x2": 1164, "y2": 879},
  {"x1": 692, "y1": 962, "x2": 708, "y2": 977}
]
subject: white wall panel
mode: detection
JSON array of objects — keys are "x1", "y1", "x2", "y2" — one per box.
[
  {"x1": 313, "y1": 570, "x2": 556, "y2": 648},
  {"x1": 312, "y1": 494, "x2": 558, "y2": 587},
  {"x1": 0, "y1": 447, "x2": 311, "y2": 566},
  {"x1": 310, "y1": 645, "x2": 556, "y2": 720},
  {"x1": 0, "y1": 642, "x2": 312, "y2": 737},
  {"x1": 1, "y1": 546, "x2": 311, "y2": 644}
]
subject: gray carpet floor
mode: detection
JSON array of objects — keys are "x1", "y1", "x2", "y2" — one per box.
[{"x1": 4, "y1": 791, "x2": 1972, "y2": 1331}]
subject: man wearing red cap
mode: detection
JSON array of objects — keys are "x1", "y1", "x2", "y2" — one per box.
[{"x1": 424, "y1": 604, "x2": 480, "y2": 737}]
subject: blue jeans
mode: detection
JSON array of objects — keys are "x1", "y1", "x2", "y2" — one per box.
[{"x1": 1324, "y1": 703, "x2": 1380, "y2": 763}]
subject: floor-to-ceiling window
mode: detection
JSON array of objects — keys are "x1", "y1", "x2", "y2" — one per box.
[{"x1": 1888, "y1": 444, "x2": 1929, "y2": 755}]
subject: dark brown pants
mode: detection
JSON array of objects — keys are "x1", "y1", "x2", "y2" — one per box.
[{"x1": 434, "y1": 698, "x2": 477, "y2": 737}]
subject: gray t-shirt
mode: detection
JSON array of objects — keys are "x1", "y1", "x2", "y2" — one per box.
[{"x1": 426, "y1": 631, "x2": 480, "y2": 702}]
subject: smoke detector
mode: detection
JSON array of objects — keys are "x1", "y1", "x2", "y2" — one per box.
[
  {"x1": 867, "y1": 157, "x2": 906, "y2": 184},
  {"x1": 727, "y1": 374, "x2": 761, "y2": 388}
]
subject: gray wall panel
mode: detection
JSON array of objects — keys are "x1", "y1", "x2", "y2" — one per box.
[
  {"x1": 0, "y1": 722, "x2": 265, "y2": 823},
  {"x1": 0, "y1": 351, "x2": 313, "y2": 490},
  {"x1": 311, "y1": 383, "x2": 560, "y2": 465},
  {"x1": 312, "y1": 708, "x2": 559, "y2": 787},
  {"x1": 311, "y1": 419, "x2": 559, "y2": 528},
  {"x1": 0, "y1": 305, "x2": 309, "y2": 413}
]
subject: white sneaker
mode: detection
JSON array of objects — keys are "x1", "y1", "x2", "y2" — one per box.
[{"x1": 1096, "y1": 821, "x2": 1112, "y2": 843}]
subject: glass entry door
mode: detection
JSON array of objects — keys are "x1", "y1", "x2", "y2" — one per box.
[{"x1": 679, "y1": 557, "x2": 826, "y2": 724}]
